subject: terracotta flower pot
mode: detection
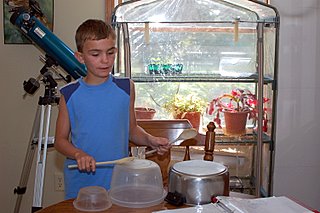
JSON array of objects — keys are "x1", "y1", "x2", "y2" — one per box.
[
  {"x1": 135, "y1": 107, "x2": 156, "y2": 119},
  {"x1": 223, "y1": 111, "x2": 248, "y2": 135},
  {"x1": 174, "y1": 112, "x2": 201, "y2": 130}
]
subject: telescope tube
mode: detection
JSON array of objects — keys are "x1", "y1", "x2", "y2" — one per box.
[{"x1": 10, "y1": 10, "x2": 87, "y2": 79}]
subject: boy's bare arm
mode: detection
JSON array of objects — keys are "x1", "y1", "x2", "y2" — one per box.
[
  {"x1": 54, "y1": 95, "x2": 96, "y2": 171},
  {"x1": 128, "y1": 80, "x2": 171, "y2": 154}
]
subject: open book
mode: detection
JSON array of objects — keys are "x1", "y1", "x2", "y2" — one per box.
[{"x1": 154, "y1": 196, "x2": 314, "y2": 213}]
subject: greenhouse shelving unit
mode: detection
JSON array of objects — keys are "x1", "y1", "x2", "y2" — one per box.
[{"x1": 112, "y1": 0, "x2": 279, "y2": 197}]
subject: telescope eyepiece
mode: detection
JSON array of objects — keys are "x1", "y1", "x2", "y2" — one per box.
[{"x1": 22, "y1": 13, "x2": 30, "y2": 21}]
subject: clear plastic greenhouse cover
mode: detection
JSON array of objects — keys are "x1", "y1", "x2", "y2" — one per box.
[
  {"x1": 113, "y1": 0, "x2": 278, "y2": 79},
  {"x1": 114, "y1": 0, "x2": 277, "y2": 23}
]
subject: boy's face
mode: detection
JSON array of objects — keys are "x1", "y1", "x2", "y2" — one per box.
[{"x1": 75, "y1": 37, "x2": 117, "y2": 81}]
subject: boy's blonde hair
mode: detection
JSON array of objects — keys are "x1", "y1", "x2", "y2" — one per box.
[{"x1": 75, "y1": 19, "x2": 116, "y2": 52}]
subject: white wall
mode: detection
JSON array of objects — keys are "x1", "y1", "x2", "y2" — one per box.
[
  {"x1": 0, "y1": 1, "x2": 105, "y2": 213},
  {"x1": 272, "y1": 0, "x2": 320, "y2": 210}
]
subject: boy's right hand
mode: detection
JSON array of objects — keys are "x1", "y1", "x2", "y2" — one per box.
[{"x1": 74, "y1": 151, "x2": 96, "y2": 172}]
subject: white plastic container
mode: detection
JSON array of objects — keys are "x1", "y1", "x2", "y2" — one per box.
[
  {"x1": 73, "y1": 186, "x2": 112, "y2": 212},
  {"x1": 109, "y1": 159, "x2": 167, "y2": 208}
]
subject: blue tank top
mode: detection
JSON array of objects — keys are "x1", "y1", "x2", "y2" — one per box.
[{"x1": 60, "y1": 75, "x2": 130, "y2": 199}]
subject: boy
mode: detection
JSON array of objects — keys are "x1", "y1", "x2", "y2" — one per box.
[{"x1": 54, "y1": 19, "x2": 170, "y2": 199}]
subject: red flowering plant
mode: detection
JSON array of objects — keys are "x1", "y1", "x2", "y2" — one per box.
[{"x1": 207, "y1": 88, "x2": 270, "y2": 132}]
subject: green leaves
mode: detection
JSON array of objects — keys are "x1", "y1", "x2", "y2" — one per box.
[{"x1": 164, "y1": 94, "x2": 207, "y2": 115}]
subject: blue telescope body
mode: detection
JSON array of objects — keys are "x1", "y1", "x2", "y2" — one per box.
[{"x1": 10, "y1": 10, "x2": 87, "y2": 79}]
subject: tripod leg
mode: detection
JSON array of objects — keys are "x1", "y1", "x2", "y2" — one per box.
[
  {"x1": 14, "y1": 106, "x2": 41, "y2": 213},
  {"x1": 32, "y1": 105, "x2": 52, "y2": 212}
]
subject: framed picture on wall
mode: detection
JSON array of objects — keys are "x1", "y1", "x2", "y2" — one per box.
[{"x1": 3, "y1": 0, "x2": 54, "y2": 44}]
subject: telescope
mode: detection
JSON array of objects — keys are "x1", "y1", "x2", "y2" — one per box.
[
  {"x1": 9, "y1": 4, "x2": 87, "y2": 82},
  {"x1": 8, "y1": 2, "x2": 87, "y2": 212}
]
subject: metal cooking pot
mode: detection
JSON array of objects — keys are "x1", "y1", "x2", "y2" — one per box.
[{"x1": 168, "y1": 160, "x2": 229, "y2": 205}]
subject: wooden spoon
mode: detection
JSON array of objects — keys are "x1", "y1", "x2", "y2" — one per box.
[
  {"x1": 145, "y1": 128, "x2": 198, "y2": 155},
  {"x1": 68, "y1": 156, "x2": 135, "y2": 169}
]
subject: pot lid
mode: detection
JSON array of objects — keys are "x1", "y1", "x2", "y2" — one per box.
[{"x1": 172, "y1": 160, "x2": 227, "y2": 176}]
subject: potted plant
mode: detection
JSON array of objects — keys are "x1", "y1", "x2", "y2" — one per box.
[
  {"x1": 207, "y1": 88, "x2": 270, "y2": 135},
  {"x1": 164, "y1": 94, "x2": 207, "y2": 130},
  {"x1": 135, "y1": 107, "x2": 156, "y2": 119}
]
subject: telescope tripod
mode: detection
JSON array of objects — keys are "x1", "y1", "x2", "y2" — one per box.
[{"x1": 13, "y1": 79, "x2": 59, "y2": 213}]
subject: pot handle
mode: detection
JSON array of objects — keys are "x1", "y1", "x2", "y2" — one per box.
[{"x1": 165, "y1": 191, "x2": 185, "y2": 206}]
